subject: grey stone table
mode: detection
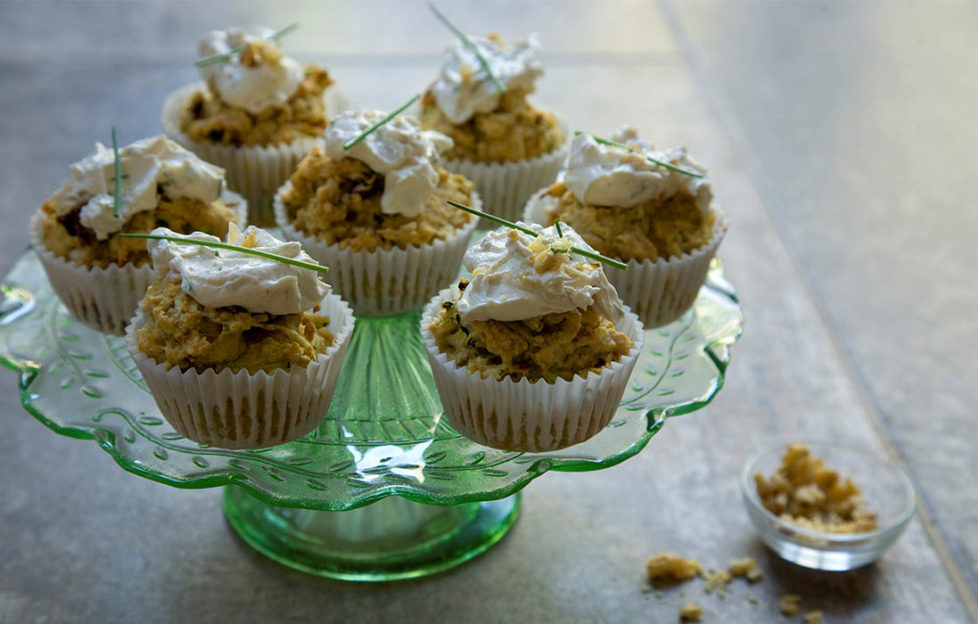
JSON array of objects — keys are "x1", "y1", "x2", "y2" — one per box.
[{"x1": 1, "y1": 1, "x2": 975, "y2": 622}]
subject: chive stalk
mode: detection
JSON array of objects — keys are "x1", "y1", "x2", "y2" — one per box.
[
  {"x1": 118, "y1": 233, "x2": 329, "y2": 274},
  {"x1": 195, "y1": 22, "x2": 300, "y2": 68},
  {"x1": 575, "y1": 131, "x2": 704, "y2": 179},
  {"x1": 342, "y1": 94, "x2": 421, "y2": 150},
  {"x1": 446, "y1": 201, "x2": 627, "y2": 270},
  {"x1": 428, "y1": 3, "x2": 506, "y2": 93}
]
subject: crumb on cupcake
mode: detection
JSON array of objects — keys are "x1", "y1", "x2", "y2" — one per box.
[
  {"x1": 537, "y1": 128, "x2": 717, "y2": 263},
  {"x1": 543, "y1": 179, "x2": 716, "y2": 262},
  {"x1": 41, "y1": 195, "x2": 238, "y2": 269},
  {"x1": 180, "y1": 28, "x2": 334, "y2": 147},
  {"x1": 429, "y1": 224, "x2": 632, "y2": 383},
  {"x1": 281, "y1": 147, "x2": 473, "y2": 252},
  {"x1": 38, "y1": 135, "x2": 240, "y2": 269},
  {"x1": 420, "y1": 86, "x2": 563, "y2": 163},
  {"x1": 430, "y1": 279, "x2": 630, "y2": 383},
  {"x1": 420, "y1": 32, "x2": 563, "y2": 163},
  {"x1": 137, "y1": 279, "x2": 333, "y2": 374},
  {"x1": 136, "y1": 225, "x2": 334, "y2": 374},
  {"x1": 422, "y1": 220, "x2": 640, "y2": 452}
]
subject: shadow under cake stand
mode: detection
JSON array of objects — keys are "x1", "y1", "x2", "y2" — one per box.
[{"x1": 0, "y1": 251, "x2": 742, "y2": 581}]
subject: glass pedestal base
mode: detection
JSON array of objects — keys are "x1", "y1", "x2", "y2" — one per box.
[{"x1": 223, "y1": 487, "x2": 521, "y2": 581}]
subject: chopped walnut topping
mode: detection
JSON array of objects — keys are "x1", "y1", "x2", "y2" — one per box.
[{"x1": 240, "y1": 40, "x2": 284, "y2": 68}]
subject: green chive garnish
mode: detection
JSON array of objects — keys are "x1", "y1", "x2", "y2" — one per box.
[
  {"x1": 554, "y1": 219, "x2": 564, "y2": 238},
  {"x1": 269, "y1": 22, "x2": 300, "y2": 41},
  {"x1": 575, "y1": 131, "x2": 704, "y2": 179},
  {"x1": 343, "y1": 94, "x2": 421, "y2": 150},
  {"x1": 447, "y1": 200, "x2": 538, "y2": 237},
  {"x1": 111, "y1": 126, "x2": 122, "y2": 218},
  {"x1": 563, "y1": 245, "x2": 626, "y2": 269},
  {"x1": 446, "y1": 200, "x2": 628, "y2": 270},
  {"x1": 428, "y1": 2, "x2": 506, "y2": 94},
  {"x1": 195, "y1": 23, "x2": 300, "y2": 68},
  {"x1": 118, "y1": 233, "x2": 330, "y2": 274}
]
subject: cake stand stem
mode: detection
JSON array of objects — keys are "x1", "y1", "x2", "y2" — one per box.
[
  {"x1": 223, "y1": 487, "x2": 521, "y2": 581},
  {"x1": 223, "y1": 309, "x2": 521, "y2": 580}
]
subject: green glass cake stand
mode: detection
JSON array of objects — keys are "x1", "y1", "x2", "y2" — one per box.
[{"x1": 0, "y1": 251, "x2": 742, "y2": 581}]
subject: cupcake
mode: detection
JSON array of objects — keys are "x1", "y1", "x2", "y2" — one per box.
[
  {"x1": 125, "y1": 224, "x2": 354, "y2": 449},
  {"x1": 418, "y1": 32, "x2": 567, "y2": 223},
  {"x1": 422, "y1": 222, "x2": 643, "y2": 452},
  {"x1": 275, "y1": 107, "x2": 479, "y2": 316},
  {"x1": 30, "y1": 135, "x2": 246, "y2": 335},
  {"x1": 524, "y1": 128, "x2": 727, "y2": 327},
  {"x1": 161, "y1": 25, "x2": 339, "y2": 225}
]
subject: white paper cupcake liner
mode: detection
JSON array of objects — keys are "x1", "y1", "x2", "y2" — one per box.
[
  {"x1": 524, "y1": 195, "x2": 728, "y2": 328},
  {"x1": 125, "y1": 292, "x2": 354, "y2": 449},
  {"x1": 162, "y1": 83, "x2": 350, "y2": 226},
  {"x1": 421, "y1": 287, "x2": 644, "y2": 452},
  {"x1": 29, "y1": 193, "x2": 247, "y2": 336},
  {"x1": 441, "y1": 123, "x2": 568, "y2": 225},
  {"x1": 274, "y1": 182, "x2": 481, "y2": 317},
  {"x1": 608, "y1": 216, "x2": 726, "y2": 328}
]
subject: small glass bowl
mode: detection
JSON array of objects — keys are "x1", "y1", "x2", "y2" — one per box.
[{"x1": 740, "y1": 443, "x2": 915, "y2": 571}]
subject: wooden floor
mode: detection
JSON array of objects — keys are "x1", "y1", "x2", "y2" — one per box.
[{"x1": 1, "y1": 1, "x2": 975, "y2": 622}]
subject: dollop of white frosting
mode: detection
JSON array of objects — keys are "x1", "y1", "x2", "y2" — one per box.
[
  {"x1": 149, "y1": 224, "x2": 329, "y2": 315},
  {"x1": 324, "y1": 110, "x2": 452, "y2": 218},
  {"x1": 198, "y1": 28, "x2": 304, "y2": 115},
  {"x1": 564, "y1": 127, "x2": 713, "y2": 210},
  {"x1": 48, "y1": 136, "x2": 225, "y2": 241},
  {"x1": 431, "y1": 34, "x2": 543, "y2": 124},
  {"x1": 456, "y1": 223, "x2": 624, "y2": 324}
]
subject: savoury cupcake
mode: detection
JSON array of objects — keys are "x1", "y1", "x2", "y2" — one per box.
[
  {"x1": 125, "y1": 224, "x2": 354, "y2": 449},
  {"x1": 274, "y1": 106, "x2": 479, "y2": 316},
  {"x1": 418, "y1": 29, "x2": 567, "y2": 223},
  {"x1": 422, "y1": 221, "x2": 643, "y2": 452},
  {"x1": 161, "y1": 25, "x2": 339, "y2": 225},
  {"x1": 524, "y1": 128, "x2": 727, "y2": 327},
  {"x1": 30, "y1": 134, "x2": 246, "y2": 335}
]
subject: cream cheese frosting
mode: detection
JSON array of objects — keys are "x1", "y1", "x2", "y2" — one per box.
[
  {"x1": 197, "y1": 27, "x2": 304, "y2": 115},
  {"x1": 456, "y1": 223, "x2": 624, "y2": 324},
  {"x1": 564, "y1": 128, "x2": 713, "y2": 211},
  {"x1": 324, "y1": 110, "x2": 452, "y2": 218},
  {"x1": 48, "y1": 135, "x2": 225, "y2": 241},
  {"x1": 149, "y1": 224, "x2": 329, "y2": 315},
  {"x1": 431, "y1": 34, "x2": 543, "y2": 124}
]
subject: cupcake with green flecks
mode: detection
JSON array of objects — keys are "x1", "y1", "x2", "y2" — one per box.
[{"x1": 30, "y1": 133, "x2": 246, "y2": 335}]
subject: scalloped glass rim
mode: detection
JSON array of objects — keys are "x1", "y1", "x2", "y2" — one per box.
[{"x1": 1, "y1": 250, "x2": 742, "y2": 511}]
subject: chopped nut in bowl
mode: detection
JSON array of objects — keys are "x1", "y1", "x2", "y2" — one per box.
[{"x1": 741, "y1": 443, "x2": 915, "y2": 571}]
